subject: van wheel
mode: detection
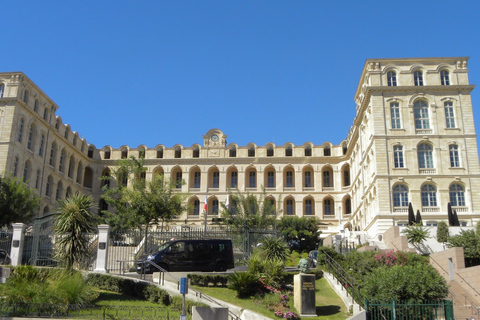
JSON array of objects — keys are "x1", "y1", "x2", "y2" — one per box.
[{"x1": 216, "y1": 262, "x2": 227, "y2": 272}]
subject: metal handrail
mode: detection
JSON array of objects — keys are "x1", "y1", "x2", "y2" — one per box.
[{"x1": 323, "y1": 252, "x2": 364, "y2": 309}]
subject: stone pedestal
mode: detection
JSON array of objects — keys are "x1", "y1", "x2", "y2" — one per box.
[
  {"x1": 94, "y1": 224, "x2": 111, "y2": 273},
  {"x1": 10, "y1": 223, "x2": 26, "y2": 266},
  {"x1": 294, "y1": 274, "x2": 316, "y2": 317}
]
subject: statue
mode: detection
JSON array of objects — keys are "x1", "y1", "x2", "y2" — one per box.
[{"x1": 297, "y1": 258, "x2": 309, "y2": 274}]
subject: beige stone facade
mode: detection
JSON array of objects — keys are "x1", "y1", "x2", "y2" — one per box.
[{"x1": 1, "y1": 57, "x2": 479, "y2": 238}]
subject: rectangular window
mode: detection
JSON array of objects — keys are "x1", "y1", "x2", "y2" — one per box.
[
  {"x1": 394, "y1": 146, "x2": 404, "y2": 168},
  {"x1": 194, "y1": 172, "x2": 201, "y2": 188},
  {"x1": 267, "y1": 171, "x2": 275, "y2": 188},
  {"x1": 304, "y1": 171, "x2": 311, "y2": 188},
  {"x1": 323, "y1": 171, "x2": 330, "y2": 187},
  {"x1": 390, "y1": 102, "x2": 401, "y2": 129},
  {"x1": 445, "y1": 102, "x2": 455, "y2": 128},
  {"x1": 449, "y1": 145, "x2": 460, "y2": 167},
  {"x1": 305, "y1": 199, "x2": 312, "y2": 215},
  {"x1": 49, "y1": 145, "x2": 55, "y2": 166},
  {"x1": 414, "y1": 71, "x2": 423, "y2": 86},
  {"x1": 212, "y1": 172, "x2": 219, "y2": 188},
  {"x1": 286, "y1": 171, "x2": 293, "y2": 187},
  {"x1": 324, "y1": 200, "x2": 332, "y2": 215},
  {"x1": 230, "y1": 171, "x2": 237, "y2": 188},
  {"x1": 249, "y1": 171, "x2": 256, "y2": 188},
  {"x1": 286, "y1": 200, "x2": 294, "y2": 215},
  {"x1": 176, "y1": 172, "x2": 182, "y2": 189},
  {"x1": 39, "y1": 135, "x2": 45, "y2": 156}
]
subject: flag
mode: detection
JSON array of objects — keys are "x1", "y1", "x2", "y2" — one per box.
[
  {"x1": 204, "y1": 193, "x2": 208, "y2": 212},
  {"x1": 225, "y1": 195, "x2": 230, "y2": 210}
]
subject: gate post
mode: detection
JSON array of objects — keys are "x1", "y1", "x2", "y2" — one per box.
[
  {"x1": 94, "y1": 224, "x2": 111, "y2": 273},
  {"x1": 10, "y1": 223, "x2": 26, "y2": 266}
]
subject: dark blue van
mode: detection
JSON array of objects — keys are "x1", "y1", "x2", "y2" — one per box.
[{"x1": 137, "y1": 239, "x2": 234, "y2": 273}]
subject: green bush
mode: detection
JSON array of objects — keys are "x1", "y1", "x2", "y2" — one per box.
[
  {"x1": 256, "y1": 237, "x2": 289, "y2": 261},
  {"x1": 317, "y1": 246, "x2": 344, "y2": 266},
  {"x1": 361, "y1": 263, "x2": 448, "y2": 302},
  {"x1": 0, "y1": 266, "x2": 97, "y2": 305},
  {"x1": 227, "y1": 272, "x2": 259, "y2": 298},
  {"x1": 187, "y1": 274, "x2": 228, "y2": 287},
  {"x1": 85, "y1": 273, "x2": 171, "y2": 305}
]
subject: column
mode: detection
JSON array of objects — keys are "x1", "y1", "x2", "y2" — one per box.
[{"x1": 94, "y1": 224, "x2": 111, "y2": 273}]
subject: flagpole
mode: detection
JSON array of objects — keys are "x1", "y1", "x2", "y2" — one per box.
[{"x1": 204, "y1": 190, "x2": 208, "y2": 236}]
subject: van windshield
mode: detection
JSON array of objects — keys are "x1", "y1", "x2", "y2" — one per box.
[{"x1": 155, "y1": 241, "x2": 173, "y2": 252}]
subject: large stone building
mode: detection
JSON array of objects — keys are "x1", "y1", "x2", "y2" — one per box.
[{"x1": 1, "y1": 57, "x2": 479, "y2": 238}]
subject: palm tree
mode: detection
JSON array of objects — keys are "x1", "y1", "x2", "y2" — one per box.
[{"x1": 53, "y1": 192, "x2": 96, "y2": 270}]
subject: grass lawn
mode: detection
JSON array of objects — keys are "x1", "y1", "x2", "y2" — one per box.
[{"x1": 193, "y1": 277, "x2": 350, "y2": 320}]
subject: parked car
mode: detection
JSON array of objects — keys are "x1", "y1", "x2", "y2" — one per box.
[
  {"x1": 0, "y1": 250, "x2": 11, "y2": 265},
  {"x1": 307, "y1": 250, "x2": 318, "y2": 268},
  {"x1": 137, "y1": 239, "x2": 234, "y2": 273}
]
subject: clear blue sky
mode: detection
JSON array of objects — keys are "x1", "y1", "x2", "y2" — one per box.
[{"x1": 2, "y1": 1, "x2": 480, "y2": 149}]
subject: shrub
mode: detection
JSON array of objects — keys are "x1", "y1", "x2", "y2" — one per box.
[
  {"x1": 227, "y1": 272, "x2": 259, "y2": 298},
  {"x1": 187, "y1": 274, "x2": 228, "y2": 287},
  {"x1": 436, "y1": 221, "x2": 449, "y2": 243},
  {"x1": 402, "y1": 224, "x2": 430, "y2": 245},
  {"x1": 361, "y1": 263, "x2": 448, "y2": 302},
  {"x1": 260, "y1": 258, "x2": 285, "y2": 288},
  {"x1": 85, "y1": 273, "x2": 171, "y2": 305},
  {"x1": 257, "y1": 237, "x2": 289, "y2": 262},
  {"x1": 317, "y1": 246, "x2": 344, "y2": 266}
]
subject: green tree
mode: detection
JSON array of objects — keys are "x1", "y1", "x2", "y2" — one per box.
[
  {"x1": 436, "y1": 221, "x2": 449, "y2": 243},
  {"x1": 0, "y1": 175, "x2": 41, "y2": 227},
  {"x1": 256, "y1": 237, "x2": 289, "y2": 262},
  {"x1": 53, "y1": 192, "x2": 97, "y2": 270},
  {"x1": 402, "y1": 224, "x2": 430, "y2": 245},
  {"x1": 276, "y1": 216, "x2": 320, "y2": 252},
  {"x1": 220, "y1": 187, "x2": 280, "y2": 230},
  {"x1": 101, "y1": 157, "x2": 186, "y2": 251},
  {"x1": 447, "y1": 229, "x2": 480, "y2": 261}
]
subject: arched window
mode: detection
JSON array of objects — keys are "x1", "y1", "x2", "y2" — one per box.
[
  {"x1": 35, "y1": 170, "x2": 41, "y2": 189},
  {"x1": 322, "y1": 167, "x2": 333, "y2": 188},
  {"x1": 38, "y1": 134, "x2": 45, "y2": 157},
  {"x1": 390, "y1": 102, "x2": 401, "y2": 129},
  {"x1": 121, "y1": 148, "x2": 128, "y2": 159},
  {"x1": 418, "y1": 143, "x2": 434, "y2": 169},
  {"x1": 449, "y1": 144, "x2": 460, "y2": 167},
  {"x1": 393, "y1": 184, "x2": 409, "y2": 208},
  {"x1": 285, "y1": 145, "x2": 292, "y2": 157},
  {"x1": 64, "y1": 127, "x2": 69, "y2": 140},
  {"x1": 76, "y1": 163, "x2": 83, "y2": 184},
  {"x1": 209, "y1": 168, "x2": 220, "y2": 189},
  {"x1": 211, "y1": 199, "x2": 219, "y2": 216},
  {"x1": 0, "y1": 83, "x2": 4, "y2": 97},
  {"x1": 138, "y1": 148, "x2": 145, "y2": 159},
  {"x1": 104, "y1": 149, "x2": 111, "y2": 159},
  {"x1": 343, "y1": 165, "x2": 350, "y2": 187},
  {"x1": 229, "y1": 146, "x2": 237, "y2": 157},
  {"x1": 191, "y1": 169, "x2": 201, "y2": 188},
  {"x1": 17, "y1": 118, "x2": 25, "y2": 142},
  {"x1": 156, "y1": 147, "x2": 163, "y2": 158},
  {"x1": 12, "y1": 157, "x2": 19, "y2": 177},
  {"x1": 324, "y1": 146, "x2": 331, "y2": 156},
  {"x1": 43, "y1": 108, "x2": 49, "y2": 121},
  {"x1": 414, "y1": 100, "x2": 430, "y2": 129},
  {"x1": 248, "y1": 145, "x2": 255, "y2": 157},
  {"x1": 88, "y1": 146, "x2": 94, "y2": 158},
  {"x1": 172, "y1": 168, "x2": 182, "y2": 189},
  {"x1": 440, "y1": 70, "x2": 450, "y2": 85},
  {"x1": 174, "y1": 146, "x2": 182, "y2": 158},
  {"x1": 394, "y1": 145, "x2": 404, "y2": 168},
  {"x1": 267, "y1": 145, "x2": 274, "y2": 157},
  {"x1": 387, "y1": 71, "x2": 397, "y2": 86},
  {"x1": 34, "y1": 99, "x2": 39, "y2": 112},
  {"x1": 305, "y1": 145, "x2": 312, "y2": 157},
  {"x1": 192, "y1": 146, "x2": 200, "y2": 158},
  {"x1": 449, "y1": 184, "x2": 465, "y2": 207},
  {"x1": 421, "y1": 184, "x2": 437, "y2": 207},
  {"x1": 83, "y1": 167, "x2": 94, "y2": 188},
  {"x1": 414, "y1": 70, "x2": 423, "y2": 86},
  {"x1": 191, "y1": 199, "x2": 200, "y2": 215}
]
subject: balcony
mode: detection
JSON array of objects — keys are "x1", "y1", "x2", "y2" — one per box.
[
  {"x1": 394, "y1": 207, "x2": 408, "y2": 213},
  {"x1": 416, "y1": 129, "x2": 432, "y2": 134},
  {"x1": 419, "y1": 169, "x2": 436, "y2": 174},
  {"x1": 453, "y1": 206, "x2": 468, "y2": 213},
  {"x1": 422, "y1": 207, "x2": 439, "y2": 213}
]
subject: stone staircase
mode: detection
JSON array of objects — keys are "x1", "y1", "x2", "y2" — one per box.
[{"x1": 448, "y1": 281, "x2": 479, "y2": 320}]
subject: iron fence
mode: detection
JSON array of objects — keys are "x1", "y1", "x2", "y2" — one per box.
[
  {"x1": 0, "y1": 228, "x2": 12, "y2": 254},
  {"x1": 365, "y1": 299, "x2": 454, "y2": 320},
  {"x1": 107, "y1": 225, "x2": 279, "y2": 273},
  {"x1": 0, "y1": 302, "x2": 184, "y2": 320}
]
